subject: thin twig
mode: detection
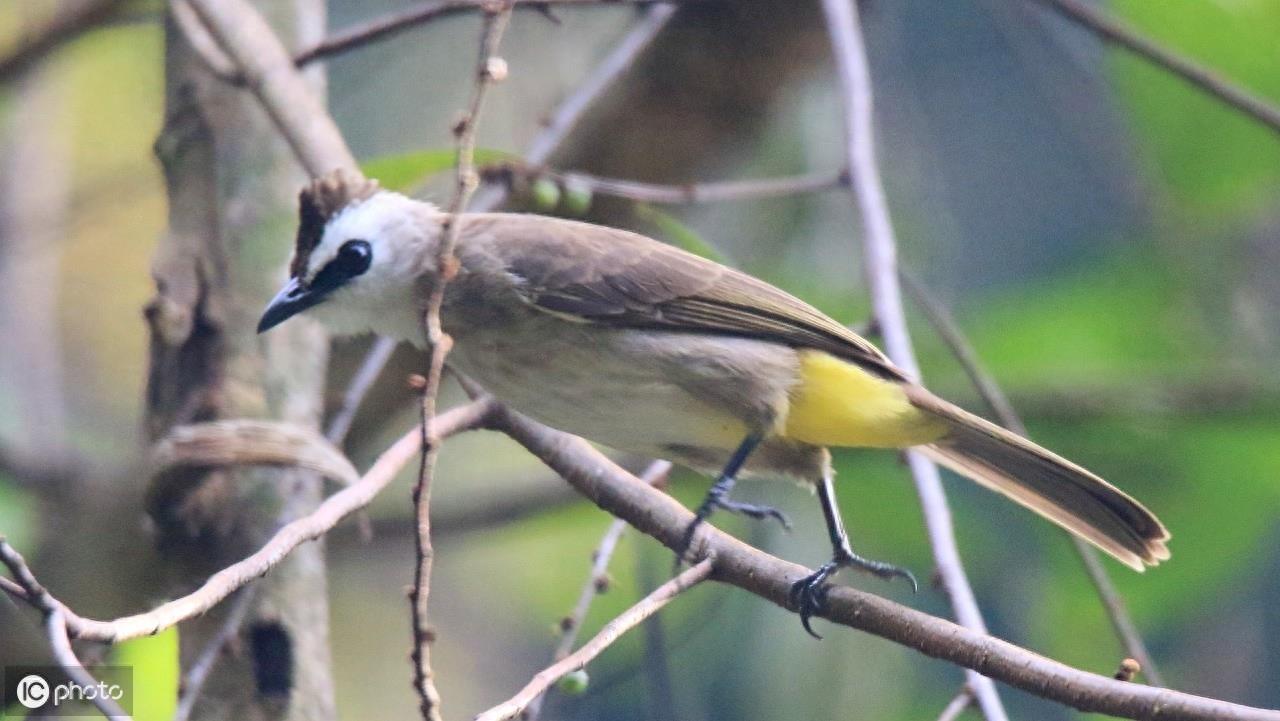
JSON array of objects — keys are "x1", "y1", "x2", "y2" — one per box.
[
  {"x1": 325, "y1": 337, "x2": 398, "y2": 444},
  {"x1": 481, "y1": 162, "x2": 847, "y2": 205},
  {"x1": 901, "y1": 271, "x2": 1165, "y2": 687},
  {"x1": 0, "y1": 399, "x2": 494, "y2": 643},
  {"x1": 820, "y1": 1, "x2": 1008, "y2": 719},
  {"x1": 486, "y1": 403, "x2": 1280, "y2": 721},
  {"x1": 524, "y1": 460, "x2": 672, "y2": 721},
  {"x1": 171, "y1": 579, "x2": 259, "y2": 721},
  {"x1": 410, "y1": 6, "x2": 516, "y2": 720},
  {"x1": 184, "y1": 0, "x2": 356, "y2": 176},
  {"x1": 46, "y1": 610, "x2": 133, "y2": 721},
  {"x1": 294, "y1": 0, "x2": 686, "y2": 68},
  {"x1": 475, "y1": 557, "x2": 714, "y2": 721},
  {"x1": 472, "y1": 2, "x2": 675, "y2": 210},
  {"x1": 0, "y1": 544, "x2": 132, "y2": 720},
  {"x1": 1032, "y1": 0, "x2": 1280, "y2": 136},
  {"x1": 169, "y1": 0, "x2": 237, "y2": 82},
  {"x1": 330, "y1": 4, "x2": 675, "y2": 446},
  {"x1": 937, "y1": 686, "x2": 974, "y2": 721},
  {"x1": 0, "y1": 0, "x2": 130, "y2": 83}
]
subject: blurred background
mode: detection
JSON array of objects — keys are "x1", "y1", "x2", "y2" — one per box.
[{"x1": 2, "y1": 0, "x2": 1279, "y2": 719}]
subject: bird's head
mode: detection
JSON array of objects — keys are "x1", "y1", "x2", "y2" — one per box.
[{"x1": 257, "y1": 169, "x2": 441, "y2": 341}]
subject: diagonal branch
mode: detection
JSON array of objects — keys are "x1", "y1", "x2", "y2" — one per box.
[
  {"x1": 485, "y1": 404, "x2": 1280, "y2": 721},
  {"x1": 0, "y1": 0, "x2": 130, "y2": 83},
  {"x1": 480, "y1": 162, "x2": 847, "y2": 205},
  {"x1": 0, "y1": 399, "x2": 494, "y2": 644},
  {"x1": 819, "y1": 1, "x2": 1007, "y2": 718},
  {"x1": 523, "y1": 460, "x2": 672, "y2": 721},
  {"x1": 476, "y1": 557, "x2": 714, "y2": 721},
  {"x1": 2, "y1": 542, "x2": 132, "y2": 719},
  {"x1": 294, "y1": 0, "x2": 686, "y2": 68},
  {"x1": 184, "y1": 0, "x2": 356, "y2": 176},
  {"x1": 1032, "y1": 0, "x2": 1280, "y2": 136},
  {"x1": 901, "y1": 271, "x2": 1165, "y2": 686},
  {"x1": 46, "y1": 610, "x2": 132, "y2": 721}
]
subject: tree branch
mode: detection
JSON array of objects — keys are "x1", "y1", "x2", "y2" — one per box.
[
  {"x1": 325, "y1": 337, "x2": 399, "y2": 443},
  {"x1": 184, "y1": 0, "x2": 356, "y2": 176},
  {"x1": 0, "y1": 0, "x2": 130, "y2": 83},
  {"x1": 0, "y1": 543, "x2": 131, "y2": 720},
  {"x1": 410, "y1": 6, "x2": 516, "y2": 720},
  {"x1": 901, "y1": 271, "x2": 1165, "y2": 686},
  {"x1": 46, "y1": 610, "x2": 132, "y2": 721},
  {"x1": 524, "y1": 460, "x2": 672, "y2": 721},
  {"x1": 143, "y1": 3, "x2": 1277, "y2": 715},
  {"x1": 819, "y1": 1, "x2": 1007, "y2": 718},
  {"x1": 0, "y1": 399, "x2": 494, "y2": 643},
  {"x1": 172, "y1": 586, "x2": 258, "y2": 721},
  {"x1": 483, "y1": 404, "x2": 1280, "y2": 721},
  {"x1": 329, "y1": 2, "x2": 675, "y2": 479},
  {"x1": 480, "y1": 162, "x2": 847, "y2": 205},
  {"x1": 475, "y1": 557, "x2": 714, "y2": 721},
  {"x1": 1032, "y1": 0, "x2": 1280, "y2": 136},
  {"x1": 294, "y1": 0, "x2": 687, "y2": 68},
  {"x1": 936, "y1": 687, "x2": 973, "y2": 721},
  {"x1": 469, "y1": 2, "x2": 676, "y2": 210}
]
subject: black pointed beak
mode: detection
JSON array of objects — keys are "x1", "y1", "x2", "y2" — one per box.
[{"x1": 257, "y1": 277, "x2": 329, "y2": 333}]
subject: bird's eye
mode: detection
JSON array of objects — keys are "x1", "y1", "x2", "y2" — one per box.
[
  {"x1": 333, "y1": 239, "x2": 372, "y2": 276},
  {"x1": 306, "y1": 239, "x2": 372, "y2": 293}
]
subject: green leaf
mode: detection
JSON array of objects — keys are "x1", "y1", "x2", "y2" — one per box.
[
  {"x1": 1108, "y1": 1, "x2": 1280, "y2": 219},
  {"x1": 110, "y1": 627, "x2": 179, "y2": 721},
  {"x1": 633, "y1": 204, "x2": 728, "y2": 263},
  {"x1": 359, "y1": 148, "x2": 512, "y2": 193},
  {"x1": 0, "y1": 481, "x2": 36, "y2": 550}
]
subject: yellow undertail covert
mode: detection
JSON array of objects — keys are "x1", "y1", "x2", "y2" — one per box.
[{"x1": 784, "y1": 350, "x2": 950, "y2": 448}]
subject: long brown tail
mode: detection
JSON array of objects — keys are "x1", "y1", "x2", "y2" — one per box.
[{"x1": 906, "y1": 387, "x2": 1170, "y2": 571}]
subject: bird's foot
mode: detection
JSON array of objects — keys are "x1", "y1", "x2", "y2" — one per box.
[
  {"x1": 675, "y1": 484, "x2": 791, "y2": 567},
  {"x1": 788, "y1": 551, "x2": 917, "y2": 639}
]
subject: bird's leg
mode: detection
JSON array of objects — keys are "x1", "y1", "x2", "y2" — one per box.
[
  {"x1": 788, "y1": 466, "x2": 917, "y2": 639},
  {"x1": 676, "y1": 434, "x2": 790, "y2": 563}
]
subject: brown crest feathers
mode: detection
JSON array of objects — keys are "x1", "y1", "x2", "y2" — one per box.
[{"x1": 290, "y1": 169, "x2": 380, "y2": 278}]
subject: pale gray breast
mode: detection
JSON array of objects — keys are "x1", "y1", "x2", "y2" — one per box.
[{"x1": 445, "y1": 309, "x2": 802, "y2": 460}]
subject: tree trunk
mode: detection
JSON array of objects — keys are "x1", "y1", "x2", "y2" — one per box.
[{"x1": 145, "y1": 2, "x2": 335, "y2": 719}]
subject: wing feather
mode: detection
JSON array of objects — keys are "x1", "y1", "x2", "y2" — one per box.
[{"x1": 467, "y1": 213, "x2": 904, "y2": 380}]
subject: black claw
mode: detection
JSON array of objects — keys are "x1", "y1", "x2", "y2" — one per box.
[
  {"x1": 842, "y1": 554, "x2": 917, "y2": 593},
  {"x1": 789, "y1": 553, "x2": 917, "y2": 637},
  {"x1": 674, "y1": 489, "x2": 791, "y2": 569},
  {"x1": 789, "y1": 563, "x2": 836, "y2": 639},
  {"x1": 715, "y1": 498, "x2": 792, "y2": 531}
]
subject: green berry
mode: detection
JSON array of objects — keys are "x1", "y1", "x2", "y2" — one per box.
[
  {"x1": 530, "y1": 178, "x2": 561, "y2": 211},
  {"x1": 557, "y1": 669, "x2": 589, "y2": 696}
]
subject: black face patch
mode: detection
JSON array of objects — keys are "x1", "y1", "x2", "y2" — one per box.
[
  {"x1": 290, "y1": 169, "x2": 380, "y2": 278},
  {"x1": 309, "y1": 240, "x2": 372, "y2": 293}
]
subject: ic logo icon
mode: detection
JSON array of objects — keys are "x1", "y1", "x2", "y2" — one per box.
[{"x1": 16, "y1": 673, "x2": 50, "y2": 709}]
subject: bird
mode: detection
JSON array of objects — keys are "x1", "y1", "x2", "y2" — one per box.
[{"x1": 258, "y1": 169, "x2": 1170, "y2": 635}]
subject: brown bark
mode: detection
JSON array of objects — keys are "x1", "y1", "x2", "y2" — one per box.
[{"x1": 144, "y1": 2, "x2": 335, "y2": 719}]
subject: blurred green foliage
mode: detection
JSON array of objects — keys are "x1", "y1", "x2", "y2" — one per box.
[{"x1": 111, "y1": 629, "x2": 179, "y2": 721}]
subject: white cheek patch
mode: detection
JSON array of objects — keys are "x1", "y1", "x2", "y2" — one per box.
[
  {"x1": 298, "y1": 191, "x2": 435, "y2": 345},
  {"x1": 307, "y1": 192, "x2": 415, "y2": 281}
]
